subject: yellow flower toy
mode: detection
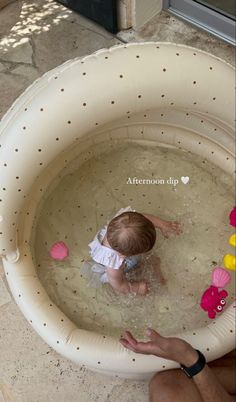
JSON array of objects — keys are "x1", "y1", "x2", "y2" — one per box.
[
  {"x1": 224, "y1": 253, "x2": 236, "y2": 271},
  {"x1": 229, "y1": 234, "x2": 236, "y2": 247}
]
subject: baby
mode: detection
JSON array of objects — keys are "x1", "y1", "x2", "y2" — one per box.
[{"x1": 82, "y1": 206, "x2": 181, "y2": 295}]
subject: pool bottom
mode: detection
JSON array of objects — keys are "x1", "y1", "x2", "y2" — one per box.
[{"x1": 33, "y1": 141, "x2": 235, "y2": 339}]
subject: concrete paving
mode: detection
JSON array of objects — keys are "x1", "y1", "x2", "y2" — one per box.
[
  {"x1": 0, "y1": 1, "x2": 235, "y2": 401},
  {"x1": 119, "y1": 11, "x2": 235, "y2": 65}
]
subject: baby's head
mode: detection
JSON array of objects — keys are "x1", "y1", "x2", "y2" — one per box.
[{"x1": 107, "y1": 212, "x2": 156, "y2": 257}]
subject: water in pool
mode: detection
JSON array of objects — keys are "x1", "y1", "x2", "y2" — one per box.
[{"x1": 32, "y1": 140, "x2": 235, "y2": 339}]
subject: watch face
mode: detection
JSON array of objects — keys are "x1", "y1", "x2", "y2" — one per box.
[{"x1": 180, "y1": 366, "x2": 192, "y2": 378}]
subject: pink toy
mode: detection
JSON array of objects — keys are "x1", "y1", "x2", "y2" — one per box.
[
  {"x1": 229, "y1": 206, "x2": 236, "y2": 227},
  {"x1": 200, "y1": 267, "x2": 231, "y2": 319},
  {"x1": 212, "y1": 267, "x2": 231, "y2": 287},
  {"x1": 200, "y1": 286, "x2": 228, "y2": 319},
  {"x1": 50, "y1": 241, "x2": 69, "y2": 261}
]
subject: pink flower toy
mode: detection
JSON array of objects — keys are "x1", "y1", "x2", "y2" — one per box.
[
  {"x1": 200, "y1": 267, "x2": 231, "y2": 319},
  {"x1": 229, "y1": 206, "x2": 236, "y2": 227},
  {"x1": 50, "y1": 241, "x2": 69, "y2": 261}
]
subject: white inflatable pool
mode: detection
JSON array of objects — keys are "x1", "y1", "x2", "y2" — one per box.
[{"x1": 0, "y1": 43, "x2": 235, "y2": 379}]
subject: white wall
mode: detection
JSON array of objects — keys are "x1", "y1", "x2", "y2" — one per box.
[{"x1": 133, "y1": 0, "x2": 163, "y2": 29}]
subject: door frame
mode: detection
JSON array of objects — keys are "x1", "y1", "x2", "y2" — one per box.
[{"x1": 163, "y1": 0, "x2": 235, "y2": 45}]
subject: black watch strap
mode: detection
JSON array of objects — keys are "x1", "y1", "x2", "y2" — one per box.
[{"x1": 180, "y1": 350, "x2": 206, "y2": 378}]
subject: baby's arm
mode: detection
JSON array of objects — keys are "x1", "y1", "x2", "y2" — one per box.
[
  {"x1": 106, "y1": 267, "x2": 148, "y2": 296},
  {"x1": 142, "y1": 213, "x2": 182, "y2": 238}
]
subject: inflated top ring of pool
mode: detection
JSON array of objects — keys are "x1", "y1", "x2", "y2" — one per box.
[{"x1": 0, "y1": 43, "x2": 235, "y2": 379}]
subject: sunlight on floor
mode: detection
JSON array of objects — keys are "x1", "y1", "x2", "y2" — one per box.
[{"x1": 0, "y1": 0, "x2": 72, "y2": 52}]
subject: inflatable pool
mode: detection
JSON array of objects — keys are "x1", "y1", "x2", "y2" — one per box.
[{"x1": 0, "y1": 42, "x2": 235, "y2": 379}]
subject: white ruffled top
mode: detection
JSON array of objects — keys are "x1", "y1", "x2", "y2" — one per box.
[{"x1": 88, "y1": 206, "x2": 135, "y2": 269}]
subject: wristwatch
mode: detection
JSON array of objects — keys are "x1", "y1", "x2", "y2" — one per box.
[{"x1": 180, "y1": 349, "x2": 206, "y2": 378}]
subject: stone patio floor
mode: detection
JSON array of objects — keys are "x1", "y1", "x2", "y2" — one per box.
[{"x1": 0, "y1": 1, "x2": 234, "y2": 401}]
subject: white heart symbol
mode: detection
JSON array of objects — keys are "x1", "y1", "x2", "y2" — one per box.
[{"x1": 181, "y1": 176, "x2": 189, "y2": 184}]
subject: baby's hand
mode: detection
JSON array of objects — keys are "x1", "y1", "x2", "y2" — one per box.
[{"x1": 160, "y1": 220, "x2": 182, "y2": 238}]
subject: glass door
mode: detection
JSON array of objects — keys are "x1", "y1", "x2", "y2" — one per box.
[
  {"x1": 163, "y1": 0, "x2": 236, "y2": 44},
  {"x1": 194, "y1": 0, "x2": 236, "y2": 19}
]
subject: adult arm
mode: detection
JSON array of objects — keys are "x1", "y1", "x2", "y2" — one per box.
[
  {"x1": 120, "y1": 329, "x2": 235, "y2": 402},
  {"x1": 193, "y1": 365, "x2": 235, "y2": 402}
]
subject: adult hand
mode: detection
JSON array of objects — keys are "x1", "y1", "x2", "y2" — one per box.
[{"x1": 120, "y1": 329, "x2": 198, "y2": 367}]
